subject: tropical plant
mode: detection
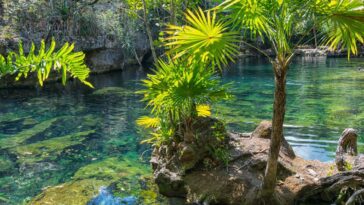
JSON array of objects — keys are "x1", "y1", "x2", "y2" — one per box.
[
  {"x1": 137, "y1": 59, "x2": 232, "y2": 145},
  {"x1": 0, "y1": 39, "x2": 93, "y2": 87},
  {"x1": 166, "y1": 0, "x2": 364, "y2": 201},
  {"x1": 164, "y1": 8, "x2": 240, "y2": 70}
]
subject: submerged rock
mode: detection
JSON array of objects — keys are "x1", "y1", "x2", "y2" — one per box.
[
  {"x1": 11, "y1": 130, "x2": 95, "y2": 164},
  {"x1": 29, "y1": 152, "x2": 165, "y2": 205},
  {"x1": 92, "y1": 87, "x2": 134, "y2": 97},
  {"x1": 0, "y1": 118, "x2": 59, "y2": 149},
  {"x1": 29, "y1": 179, "x2": 106, "y2": 205},
  {"x1": 73, "y1": 153, "x2": 149, "y2": 181}
]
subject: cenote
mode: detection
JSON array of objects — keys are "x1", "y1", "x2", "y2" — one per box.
[{"x1": 0, "y1": 57, "x2": 363, "y2": 204}]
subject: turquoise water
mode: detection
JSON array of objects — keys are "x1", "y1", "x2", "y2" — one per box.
[{"x1": 0, "y1": 57, "x2": 363, "y2": 204}]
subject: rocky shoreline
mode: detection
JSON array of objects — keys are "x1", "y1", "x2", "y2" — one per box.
[{"x1": 151, "y1": 120, "x2": 364, "y2": 205}]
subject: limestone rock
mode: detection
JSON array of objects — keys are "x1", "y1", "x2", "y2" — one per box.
[
  {"x1": 251, "y1": 120, "x2": 272, "y2": 139},
  {"x1": 251, "y1": 120, "x2": 295, "y2": 158},
  {"x1": 335, "y1": 128, "x2": 358, "y2": 171}
]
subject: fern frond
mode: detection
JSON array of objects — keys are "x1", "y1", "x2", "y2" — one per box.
[{"x1": 0, "y1": 38, "x2": 93, "y2": 87}]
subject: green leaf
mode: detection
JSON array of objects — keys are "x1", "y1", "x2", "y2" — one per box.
[
  {"x1": 165, "y1": 7, "x2": 240, "y2": 70},
  {"x1": 0, "y1": 39, "x2": 93, "y2": 87}
]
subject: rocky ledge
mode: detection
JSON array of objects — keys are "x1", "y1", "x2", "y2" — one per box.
[{"x1": 151, "y1": 119, "x2": 364, "y2": 205}]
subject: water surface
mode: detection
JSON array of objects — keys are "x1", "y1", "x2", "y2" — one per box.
[{"x1": 0, "y1": 57, "x2": 363, "y2": 204}]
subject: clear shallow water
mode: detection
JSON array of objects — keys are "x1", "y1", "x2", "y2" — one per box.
[
  {"x1": 218, "y1": 57, "x2": 364, "y2": 161},
  {"x1": 0, "y1": 57, "x2": 363, "y2": 204}
]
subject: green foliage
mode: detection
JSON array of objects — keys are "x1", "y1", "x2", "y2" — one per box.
[
  {"x1": 344, "y1": 161, "x2": 353, "y2": 171},
  {"x1": 209, "y1": 147, "x2": 230, "y2": 166},
  {"x1": 137, "y1": 59, "x2": 232, "y2": 145},
  {"x1": 0, "y1": 39, "x2": 93, "y2": 87},
  {"x1": 165, "y1": 8, "x2": 240, "y2": 70},
  {"x1": 327, "y1": 164, "x2": 335, "y2": 176},
  {"x1": 216, "y1": 0, "x2": 273, "y2": 37},
  {"x1": 216, "y1": 0, "x2": 364, "y2": 59},
  {"x1": 209, "y1": 121, "x2": 230, "y2": 165},
  {"x1": 314, "y1": 0, "x2": 364, "y2": 57}
]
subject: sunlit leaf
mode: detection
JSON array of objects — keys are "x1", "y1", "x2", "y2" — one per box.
[
  {"x1": 136, "y1": 116, "x2": 161, "y2": 128},
  {"x1": 197, "y1": 104, "x2": 212, "y2": 117}
]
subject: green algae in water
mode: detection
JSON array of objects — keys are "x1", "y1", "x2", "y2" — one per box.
[
  {"x1": 31, "y1": 152, "x2": 164, "y2": 205},
  {"x1": 0, "y1": 155, "x2": 13, "y2": 173},
  {"x1": 11, "y1": 130, "x2": 95, "y2": 164},
  {"x1": 73, "y1": 152, "x2": 149, "y2": 181},
  {"x1": 92, "y1": 87, "x2": 135, "y2": 96},
  {"x1": 0, "y1": 118, "x2": 59, "y2": 149},
  {"x1": 29, "y1": 179, "x2": 107, "y2": 205}
]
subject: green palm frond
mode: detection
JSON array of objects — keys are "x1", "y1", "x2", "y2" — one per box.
[
  {"x1": 216, "y1": 0, "x2": 272, "y2": 37},
  {"x1": 138, "y1": 59, "x2": 232, "y2": 145},
  {"x1": 312, "y1": 0, "x2": 364, "y2": 57},
  {"x1": 136, "y1": 116, "x2": 161, "y2": 128},
  {"x1": 0, "y1": 39, "x2": 93, "y2": 87},
  {"x1": 196, "y1": 104, "x2": 211, "y2": 117},
  {"x1": 139, "y1": 59, "x2": 232, "y2": 120},
  {"x1": 165, "y1": 8, "x2": 240, "y2": 70}
]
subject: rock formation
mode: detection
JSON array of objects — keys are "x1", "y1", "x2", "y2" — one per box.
[
  {"x1": 335, "y1": 128, "x2": 358, "y2": 171},
  {"x1": 151, "y1": 118, "x2": 364, "y2": 205}
]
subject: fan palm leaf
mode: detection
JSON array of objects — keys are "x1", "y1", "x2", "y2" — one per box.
[
  {"x1": 165, "y1": 8, "x2": 240, "y2": 70},
  {"x1": 313, "y1": 0, "x2": 364, "y2": 57}
]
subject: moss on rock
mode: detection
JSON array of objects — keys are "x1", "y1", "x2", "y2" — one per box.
[
  {"x1": 29, "y1": 179, "x2": 106, "y2": 205},
  {"x1": 29, "y1": 152, "x2": 164, "y2": 205},
  {"x1": 73, "y1": 152, "x2": 149, "y2": 181}
]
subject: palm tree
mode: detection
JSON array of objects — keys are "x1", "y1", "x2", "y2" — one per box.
[
  {"x1": 137, "y1": 59, "x2": 232, "y2": 145},
  {"x1": 165, "y1": 0, "x2": 364, "y2": 201}
]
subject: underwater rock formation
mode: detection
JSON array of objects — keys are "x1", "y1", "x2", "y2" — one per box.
[
  {"x1": 29, "y1": 152, "x2": 165, "y2": 204},
  {"x1": 29, "y1": 179, "x2": 106, "y2": 205},
  {"x1": 0, "y1": 118, "x2": 58, "y2": 149},
  {"x1": 11, "y1": 130, "x2": 95, "y2": 164},
  {"x1": 152, "y1": 119, "x2": 364, "y2": 205}
]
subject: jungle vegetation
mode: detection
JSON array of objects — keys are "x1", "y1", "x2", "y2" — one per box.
[
  {"x1": 0, "y1": 39, "x2": 92, "y2": 87},
  {"x1": 1, "y1": 0, "x2": 364, "y2": 203},
  {"x1": 138, "y1": 0, "x2": 364, "y2": 202}
]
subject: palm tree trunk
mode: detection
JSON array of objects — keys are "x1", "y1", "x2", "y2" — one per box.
[
  {"x1": 313, "y1": 27, "x2": 318, "y2": 48},
  {"x1": 170, "y1": 0, "x2": 177, "y2": 24},
  {"x1": 0, "y1": 1, "x2": 3, "y2": 25},
  {"x1": 141, "y1": 0, "x2": 158, "y2": 63},
  {"x1": 261, "y1": 62, "x2": 287, "y2": 199}
]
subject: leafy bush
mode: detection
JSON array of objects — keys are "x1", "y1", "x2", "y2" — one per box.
[
  {"x1": 0, "y1": 39, "x2": 92, "y2": 87},
  {"x1": 137, "y1": 7, "x2": 239, "y2": 146},
  {"x1": 137, "y1": 59, "x2": 232, "y2": 145}
]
